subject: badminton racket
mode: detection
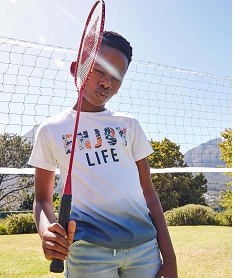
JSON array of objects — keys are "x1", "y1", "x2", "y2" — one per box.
[{"x1": 50, "y1": 0, "x2": 105, "y2": 273}]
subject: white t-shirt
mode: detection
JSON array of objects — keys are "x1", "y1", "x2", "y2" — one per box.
[{"x1": 29, "y1": 108, "x2": 157, "y2": 249}]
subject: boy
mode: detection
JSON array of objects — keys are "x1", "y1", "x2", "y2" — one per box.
[{"x1": 29, "y1": 31, "x2": 178, "y2": 278}]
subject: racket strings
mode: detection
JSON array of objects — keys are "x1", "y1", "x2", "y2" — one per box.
[
  {"x1": 75, "y1": 3, "x2": 104, "y2": 90},
  {"x1": 81, "y1": 16, "x2": 99, "y2": 65}
]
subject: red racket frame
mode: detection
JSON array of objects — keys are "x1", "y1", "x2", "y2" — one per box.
[{"x1": 50, "y1": 0, "x2": 105, "y2": 273}]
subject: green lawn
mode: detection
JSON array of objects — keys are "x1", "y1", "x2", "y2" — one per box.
[
  {"x1": 0, "y1": 226, "x2": 231, "y2": 278},
  {"x1": 169, "y1": 226, "x2": 232, "y2": 278}
]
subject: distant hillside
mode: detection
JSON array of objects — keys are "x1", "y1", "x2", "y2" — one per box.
[
  {"x1": 184, "y1": 138, "x2": 225, "y2": 167},
  {"x1": 184, "y1": 138, "x2": 230, "y2": 193}
]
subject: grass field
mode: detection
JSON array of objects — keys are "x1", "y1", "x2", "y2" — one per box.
[{"x1": 0, "y1": 226, "x2": 231, "y2": 278}]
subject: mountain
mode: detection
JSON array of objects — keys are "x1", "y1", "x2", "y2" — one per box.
[
  {"x1": 184, "y1": 138, "x2": 230, "y2": 193},
  {"x1": 184, "y1": 138, "x2": 225, "y2": 168}
]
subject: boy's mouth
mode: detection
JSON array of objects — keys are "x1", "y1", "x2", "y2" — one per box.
[{"x1": 96, "y1": 90, "x2": 109, "y2": 99}]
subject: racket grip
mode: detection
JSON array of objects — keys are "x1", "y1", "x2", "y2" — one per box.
[
  {"x1": 50, "y1": 259, "x2": 64, "y2": 273},
  {"x1": 50, "y1": 194, "x2": 72, "y2": 273}
]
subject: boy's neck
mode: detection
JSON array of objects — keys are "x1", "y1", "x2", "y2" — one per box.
[{"x1": 72, "y1": 102, "x2": 107, "y2": 112}]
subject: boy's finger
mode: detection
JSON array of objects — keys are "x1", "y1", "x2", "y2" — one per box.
[
  {"x1": 67, "y1": 220, "x2": 76, "y2": 245},
  {"x1": 48, "y1": 223, "x2": 67, "y2": 238}
]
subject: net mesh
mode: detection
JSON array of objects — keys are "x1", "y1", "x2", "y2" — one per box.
[{"x1": 0, "y1": 37, "x2": 231, "y2": 172}]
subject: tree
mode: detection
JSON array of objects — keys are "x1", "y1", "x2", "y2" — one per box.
[
  {"x1": 177, "y1": 173, "x2": 207, "y2": 206},
  {"x1": 148, "y1": 138, "x2": 207, "y2": 211},
  {"x1": 151, "y1": 172, "x2": 179, "y2": 211},
  {"x1": 0, "y1": 133, "x2": 33, "y2": 209},
  {"x1": 53, "y1": 192, "x2": 61, "y2": 210},
  {"x1": 20, "y1": 190, "x2": 61, "y2": 211},
  {"x1": 19, "y1": 193, "x2": 34, "y2": 210},
  {"x1": 19, "y1": 175, "x2": 61, "y2": 211},
  {"x1": 148, "y1": 138, "x2": 186, "y2": 168},
  {"x1": 218, "y1": 128, "x2": 232, "y2": 209}
]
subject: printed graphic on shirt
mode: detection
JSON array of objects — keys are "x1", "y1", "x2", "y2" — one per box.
[
  {"x1": 62, "y1": 126, "x2": 127, "y2": 166},
  {"x1": 62, "y1": 134, "x2": 72, "y2": 154},
  {"x1": 85, "y1": 148, "x2": 119, "y2": 166},
  {"x1": 77, "y1": 130, "x2": 91, "y2": 150},
  {"x1": 116, "y1": 127, "x2": 127, "y2": 146},
  {"x1": 104, "y1": 127, "x2": 117, "y2": 146},
  {"x1": 94, "y1": 129, "x2": 102, "y2": 148}
]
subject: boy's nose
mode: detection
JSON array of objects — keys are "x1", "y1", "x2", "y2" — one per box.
[{"x1": 99, "y1": 76, "x2": 112, "y2": 89}]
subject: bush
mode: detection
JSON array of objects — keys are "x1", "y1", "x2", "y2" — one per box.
[
  {"x1": 215, "y1": 209, "x2": 232, "y2": 227},
  {"x1": 5, "y1": 213, "x2": 37, "y2": 234},
  {"x1": 165, "y1": 204, "x2": 217, "y2": 226},
  {"x1": 0, "y1": 220, "x2": 7, "y2": 235}
]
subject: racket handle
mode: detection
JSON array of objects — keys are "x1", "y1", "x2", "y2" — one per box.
[
  {"x1": 50, "y1": 194, "x2": 72, "y2": 273},
  {"x1": 50, "y1": 259, "x2": 64, "y2": 273}
]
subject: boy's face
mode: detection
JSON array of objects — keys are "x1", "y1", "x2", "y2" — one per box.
[{"x1": 81, "y1": 46, "x2": 128, "y2": 112}]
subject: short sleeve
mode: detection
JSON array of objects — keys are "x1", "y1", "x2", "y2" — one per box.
[
  {"x1": 28, "y1": 123, "x2": 57, "y2": 171},
  {"x1": 131, "y1": 119, "x2": 153, "y2": 162}
]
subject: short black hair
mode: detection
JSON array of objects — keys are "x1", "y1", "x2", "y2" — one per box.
[{"x1": 101, "y1": 31, "x2": 133, "y2": 66}]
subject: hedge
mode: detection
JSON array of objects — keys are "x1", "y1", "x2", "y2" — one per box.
[
  {"x1": 165, "y1": 204, "x2": 217, "y2": 226},
  {"x1": 3, "y1": 213, "x2": 37, "y2": 234}
]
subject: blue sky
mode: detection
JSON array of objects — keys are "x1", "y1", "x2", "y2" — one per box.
[{"x1": 0, "y1": 0, "x2": 231, "y2": 77}]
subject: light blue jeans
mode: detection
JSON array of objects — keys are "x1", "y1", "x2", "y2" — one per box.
[{"x1": 65, "y1": 238, "x2": 162, "y2": 278}]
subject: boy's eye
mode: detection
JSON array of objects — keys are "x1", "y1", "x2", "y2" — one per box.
[
  {"x1": 94, "y1": 68, "x2": 122, "y2": 83},
  {"x1": 94, "y1": 69, "x2": 104, "y2": 74},
  {"x1": 112, "y1": 76, "x2": 121, "y2": 83}
]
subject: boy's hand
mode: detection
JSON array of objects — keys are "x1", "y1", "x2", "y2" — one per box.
[
  {"x1": 41, "y1": 220, "x2": 76, "y2": 261},
  {"x1": 156, "y1": 260, "x2": 178, "y2": 278}
]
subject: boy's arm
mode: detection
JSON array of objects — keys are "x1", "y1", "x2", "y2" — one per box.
[
  {"x1": 33, "y1": 167, "x2": 76, "y2": 261},
  {"x1": 136, "y1": 158, "x2": 178, "y2": 278}
]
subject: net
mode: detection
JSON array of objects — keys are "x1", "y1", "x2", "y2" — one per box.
[{"x1": 0, "y1": 36, "x2": 232, "y2": 174}]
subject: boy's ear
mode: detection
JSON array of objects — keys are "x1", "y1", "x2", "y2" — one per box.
[{"x1": 70, "y1": 61, "x2": 76, "y2": 77}]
